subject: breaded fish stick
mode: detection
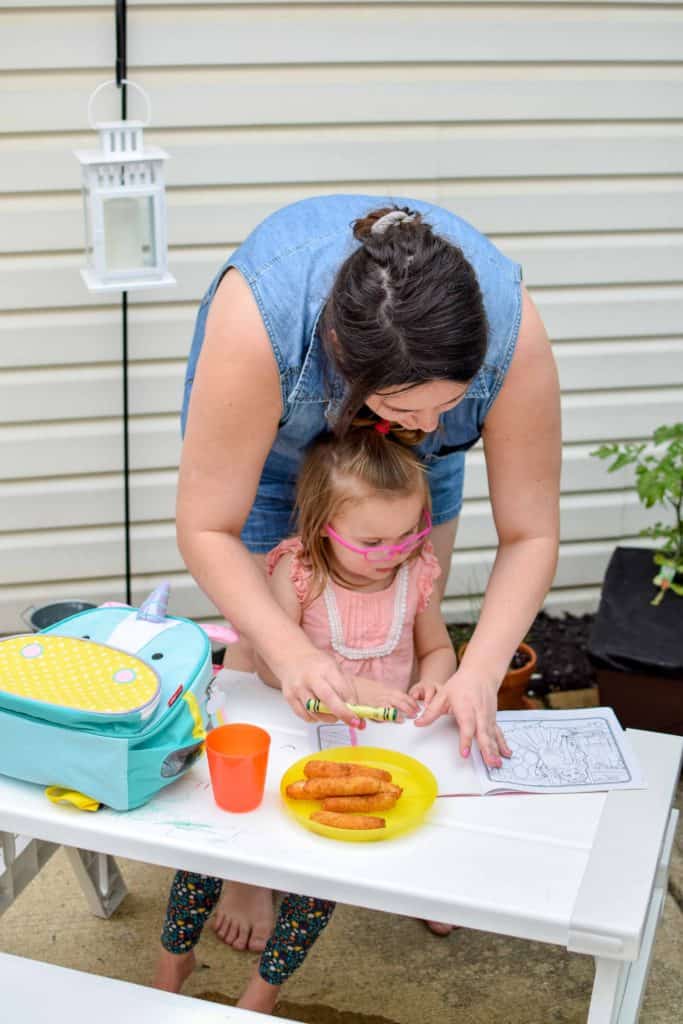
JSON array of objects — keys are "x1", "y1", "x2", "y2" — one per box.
[
  {"x1": 285, "y1": 780, "x2": 310, "y2": 799},
  {"x1": 300, "y1": 776, "x2": 381, "y2": 798},
  {"x1": 377, "y1": 781, "x2": 403, "y2": 798},
  {"x1": 311, "y1": 810, "x2": 385, "y2": 830},
  {"x1": 285, "y1": 777, "x2": 381, "y2": 799},
  {"x1": 304, "y1": 760, "x2": 391, "y2": 782},
  {"x1": 321, "y1": 792, "x2": 398, "y2": 813}
]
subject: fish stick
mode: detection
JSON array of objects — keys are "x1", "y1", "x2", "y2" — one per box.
[
  {"x1": 299, "y1": 776, "x2": 381, "y2": 798},
  {"x1": 304, "y1": 760, "x2": 392, "y2": 783},
  {"x1": 285, "y1": 780, "x2": 310, "y2": 800},
  {"x1": 321, "y1": 792, "x2": 398, "y2": 813},
  {"x1": 377, "y1": 781, "x2": 403, "y2": 798},
  {"x1": 311, "y1": 810, "x2": 385, "y2": 830}
]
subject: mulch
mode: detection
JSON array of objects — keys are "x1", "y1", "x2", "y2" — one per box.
[{"x1": 447, "y1": 611, "x2": 598, "y2": 700}]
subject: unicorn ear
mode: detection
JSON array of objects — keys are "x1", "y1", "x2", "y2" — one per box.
[
  {"x1": 200, "y1": 622, "x2": 239, "y2": 645},
  {"x1": 136, "y1": 582, "x2": 170, "y2": 623}
]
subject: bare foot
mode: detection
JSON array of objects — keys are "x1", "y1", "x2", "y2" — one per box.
[
  {"x1": 211, "y1": 881, "x2": 275, "y2": 952},
  {"x1": 237, "y1": 965, "x2": 281, "y2": 1014},
  {"x1": 424, "y1": 920, "x2": 457, "y2": 936},
  {"x1": 152, "y1": 947, "x2": 196, "y2": 993}
]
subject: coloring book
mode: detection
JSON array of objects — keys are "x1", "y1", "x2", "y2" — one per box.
[{"x1": 314, "y1": 707, "x2": 646, "y2": 796}]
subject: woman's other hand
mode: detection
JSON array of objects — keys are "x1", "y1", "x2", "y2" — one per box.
[{"x1": 415, "y1": 670, "x2": 512, "y2": 767}]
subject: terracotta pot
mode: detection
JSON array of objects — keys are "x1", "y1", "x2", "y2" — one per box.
[{"x1": 457, "y1": 641, "x2": 537, "y2": 711}]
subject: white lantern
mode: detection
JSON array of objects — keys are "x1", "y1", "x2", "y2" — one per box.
[{"x1": 74, "y1": 80, "x2": 175, "y2": 292}]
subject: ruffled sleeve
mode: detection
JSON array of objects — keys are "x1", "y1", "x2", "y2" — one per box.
[
  {"x1": 265, "y1": 537, "x2": 312, "y2": 604},
  {"x1": 415, "y1": 540, "x2": 442, "y2": 614}
]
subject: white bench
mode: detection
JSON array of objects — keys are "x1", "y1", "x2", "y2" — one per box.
[{"x1": 1, "y1": 951, "x2": 301, "y2": 1023}]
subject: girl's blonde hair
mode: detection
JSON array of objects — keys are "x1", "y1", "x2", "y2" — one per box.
[{"x1": 295, "y1": 422, "x2": 430, "y2": 600}]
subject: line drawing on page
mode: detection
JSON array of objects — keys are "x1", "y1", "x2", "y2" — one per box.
[{"x1": 484, "y1": 716, "x2": 632, "y2": 789}]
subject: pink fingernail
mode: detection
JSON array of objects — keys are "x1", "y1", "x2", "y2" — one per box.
[{"x1": 462, "y1": 747, "x2": 470, "y2": 758}]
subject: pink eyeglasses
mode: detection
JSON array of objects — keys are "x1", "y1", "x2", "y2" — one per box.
[{"x1": 325, "y1": 509, "x2": 432, "y2": 563}]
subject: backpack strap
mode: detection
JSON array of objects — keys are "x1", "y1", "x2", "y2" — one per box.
[{"x1": 182, "y1": 691, "x2": 207, "y2": 743}]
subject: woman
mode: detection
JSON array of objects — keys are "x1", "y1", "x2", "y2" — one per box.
[{"x1": 175, "y1": 194, "x2": 561, "y2": 953}]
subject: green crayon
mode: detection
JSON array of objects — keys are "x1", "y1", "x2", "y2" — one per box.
[{"x1": 305, "y1": 699, "x2": 399, "y2": 722}]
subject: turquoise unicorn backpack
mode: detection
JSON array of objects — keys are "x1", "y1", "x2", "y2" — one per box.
[{"x1": 0, "y1": 583, "x2": 237, "y2": 811}]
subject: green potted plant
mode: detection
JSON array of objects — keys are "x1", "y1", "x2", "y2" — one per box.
[{"x1": 588, "y1": 422, "x2": 683, "y2": 734}]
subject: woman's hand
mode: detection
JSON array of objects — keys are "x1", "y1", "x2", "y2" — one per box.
[
  {"x1": 277, "y1": 649, "x2": 362, "y2": 726},
  {"x1": 415, "y1": 670, "x2": 512, "y2": 767},
  {"x1": 351, "y1": 676, "x2": 419, "y2": 720}
]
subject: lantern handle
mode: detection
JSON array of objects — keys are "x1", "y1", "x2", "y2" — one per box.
[{"x1": 87, "y1": 79, "x2": 152, "y2": 129}]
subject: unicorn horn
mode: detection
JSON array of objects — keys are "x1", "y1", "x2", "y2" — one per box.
[{"x1": 137, "y1": 581, "x2": 170, "y2": 623}]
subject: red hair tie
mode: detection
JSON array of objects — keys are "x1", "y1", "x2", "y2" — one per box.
[{"x1": 374, "y1": 419, "x2": 391, "y2": 435}]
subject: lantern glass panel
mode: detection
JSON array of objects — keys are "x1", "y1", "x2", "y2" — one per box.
[{"x1": 102, "y1": 195, "x2": 157, "y2": 272}]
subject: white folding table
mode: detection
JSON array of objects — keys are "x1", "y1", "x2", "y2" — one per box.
[{"x1": 0, "y1": 689, "x2": 680, "y2": 1024}]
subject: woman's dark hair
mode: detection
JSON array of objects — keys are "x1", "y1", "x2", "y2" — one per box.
[{"x1": 321, "y1": 205, "x2": 488, "y2": 434}]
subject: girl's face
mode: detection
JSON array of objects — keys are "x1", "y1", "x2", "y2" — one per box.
[
  {"x1": 365, "y1": 379, "x2": 469, "y2": 433},
  {"x1": 324, "y1": 489, "x2": 428, "y2": 587}
]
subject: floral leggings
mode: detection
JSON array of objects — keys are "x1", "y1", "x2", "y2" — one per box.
[{"x1": 161, "y1": 871, "x2": 336, "y2": 984}]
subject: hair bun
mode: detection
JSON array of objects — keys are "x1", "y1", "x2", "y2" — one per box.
[{"x1": 352, "y1": 206, "x2": 422, "y2": 243}]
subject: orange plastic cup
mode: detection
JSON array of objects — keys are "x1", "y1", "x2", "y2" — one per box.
[{"x1": 206, "y1": 723, "x2": 271, "y2": 813}]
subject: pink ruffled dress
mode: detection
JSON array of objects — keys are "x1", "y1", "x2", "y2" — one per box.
[{"x1": 266, "y1": 538, "x2": 441, "y2": 689}]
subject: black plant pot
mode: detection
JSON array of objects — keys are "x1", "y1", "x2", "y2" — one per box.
[{"x1": 588, "y1": 546, "x2": 683, "y2": 735}]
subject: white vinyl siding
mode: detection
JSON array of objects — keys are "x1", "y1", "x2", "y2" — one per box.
[{"x1": 1, "y1": 1, "x2": 682, "y2": 630}]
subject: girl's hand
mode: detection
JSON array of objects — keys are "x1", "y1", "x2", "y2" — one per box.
[
  {"x1": 415, "y1": 670, "x2": 512, "y2": 767},
  {"x1": 351, "y1": 676, "x2": 419, "y2": 720},
  {"x1": 408, "y1": 680, "x2": 440, "y2": 704},
  {"x1": 278, "y1": 650, "x2": 361, "y2": 727}
]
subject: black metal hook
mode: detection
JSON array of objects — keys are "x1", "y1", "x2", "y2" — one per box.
[
  {"x1": 115, "y1": 0, "x2": 127, "y2": 118},
  {"x1": 114, "y1": 0, "x2": 132, "y2": 604}
]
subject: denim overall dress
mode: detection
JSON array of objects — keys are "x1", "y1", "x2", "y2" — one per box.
[{"x1": 182, "y1": 194, "x2": 522, "y2": 553}]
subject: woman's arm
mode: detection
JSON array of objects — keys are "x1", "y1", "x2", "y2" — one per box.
[
  {"x1": 408, "y1": 599, "x2": 457, "y2": 702},
  {"x1": 418, "y1": 286, "x2": 561, "y2": 763},
  {"x1": 253, "y1": 555, "x2": 302, "y2": 688},
  {"x1": 177, "y1": 269, "x2": 357, "y2": 723}
]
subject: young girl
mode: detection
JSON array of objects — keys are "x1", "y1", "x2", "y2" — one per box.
[
  {"x1": 155, "y1": 423, "x2": 457, "y2": 1013},
  {"x1": 255, "y1": 421, "x2": 456, "y2": 711}
]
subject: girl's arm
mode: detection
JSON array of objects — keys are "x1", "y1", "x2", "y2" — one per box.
[
  {"x1": 177, "y1": 269, "x2": 357, "y2": 724},
  {"x1": 409, "y1": 598, "x2": 457, "y2": 703},
  {"x1": 418, "y1": 286, "x2": 560, "y2": 765}
]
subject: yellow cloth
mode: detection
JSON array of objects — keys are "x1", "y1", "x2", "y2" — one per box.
[{"x1": 45, "y1": 786, "x2": 101, "y2": 812}]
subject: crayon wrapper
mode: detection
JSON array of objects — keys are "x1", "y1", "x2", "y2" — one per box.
[{"x1": 305, "y1": 699, "x2": 398, "y2": 722}]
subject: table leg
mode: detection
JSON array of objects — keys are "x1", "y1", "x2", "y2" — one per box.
[
  {"x1": 0, "y1": 832, "x2": 60, "y2": 915},
  {"x1": 587, "y1": 808, "x2": 678, "y2": 1024},
  {"x1": 63, "y1": 848, "x2": 127, "y2": 919},
  {"x1": 1, "y1": 832, "x2": 128, "y2": 921},
  {"x1": 588, "y1": 957, "x2": 629, "y2": 1023}
]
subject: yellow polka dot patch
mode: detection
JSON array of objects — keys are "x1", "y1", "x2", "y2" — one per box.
[{"x1": 0, "y1": 636, "x2": 160, "y2": 716}]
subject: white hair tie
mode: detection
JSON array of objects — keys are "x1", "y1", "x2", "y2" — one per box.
[{"x1": 370, "y1": 210, "x2": 415, "y2": 236}]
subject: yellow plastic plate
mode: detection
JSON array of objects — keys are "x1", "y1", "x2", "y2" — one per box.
[{"x1": 280, "y1": 746, "x2": 437, "y2": 842}]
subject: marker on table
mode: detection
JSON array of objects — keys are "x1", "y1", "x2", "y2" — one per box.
[{"x1": 305, "y1": 699, "x2": 400, "y2": 722}]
